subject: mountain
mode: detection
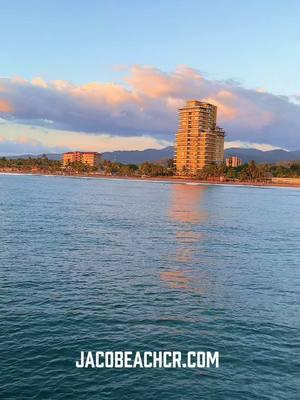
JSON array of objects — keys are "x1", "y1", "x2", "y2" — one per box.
[
  {"x1": 3, "y1": 147, "x2": 174, "y2": 164},
  {"x1": 102, "y1": 147, "x2": 300, "y2": 164},
  {"x1": 3, "y1": 146, "x2": 300, "y2": 165},
  {"x1": 101, "y1": 146, "x2": 174, "y2": 164},
  {"x1": 224, "y1": 148, "x2": 300, "y2": 164},
  {"x1": 4, "y1": 153, "x2": 62, "y2": 161},
  {"x1": 102, "y1": 146, "x2": 300, "y2": 165}
]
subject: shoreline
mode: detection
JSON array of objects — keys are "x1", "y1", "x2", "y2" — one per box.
[{"x1": 1, "y1": 170, "x2": 300, "y2": 189}]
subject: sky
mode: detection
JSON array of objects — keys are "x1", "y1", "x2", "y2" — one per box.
[{"x1": 0, "y1": 0, "x2": 300, "y2": 154}]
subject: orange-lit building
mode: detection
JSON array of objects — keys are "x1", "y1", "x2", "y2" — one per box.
[
  {"x1": 63, "y1": 151, "x2": 101, "y2": 167},
  {"x1": 174, "y1": 100, "x2": 225, "y2": 174},
  {"x1": 226, "y1": 156, "x2": 242, "y2": 168}
]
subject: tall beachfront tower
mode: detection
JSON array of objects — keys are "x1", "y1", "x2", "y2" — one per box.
[{"x1": 174, "y1": 100, "x2": 225, "y2": 174}]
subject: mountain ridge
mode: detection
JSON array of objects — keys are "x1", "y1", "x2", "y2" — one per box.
[{"x1": 2, "y1": 146, "x2": 300, "y2": 164}]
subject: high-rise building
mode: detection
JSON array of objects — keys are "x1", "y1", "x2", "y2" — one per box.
[
  {"x1": 174, "y1": 100, "x2": 225, "y2": 174},
  {"x1": 226, "y1": 156, "x2": 242, "y2": 168},
  {"x1": 63, "y1": 151, "x2": 101, "y2": 167},
  {"x1": 215, "y1": 126, "x2": 226, "y2": 164}
]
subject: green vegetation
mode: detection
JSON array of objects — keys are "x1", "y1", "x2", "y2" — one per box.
[
  {"x1": 0, "y1": 157, "x2": 174, "y2": 177},
  {"x1": 64, "y1": 161, "x2": 98, "y2": 173},
  {"x1": 100, "y1": 160, "x2": 139, "y2": 176},
  {"x1": 1, "y1": 156, "x2": 300, "y2": 181},
  {"x1": 269, "y1": 163, "x2": 300, "y2": 177},
  {"x1": 100, "y1": 160, "x2": 173, "y2": 177},
  {"x1": 0, "y1": 156, "x2": 62, "y2": 172},
  {"x1": 196, "y1": 160, "x2": 300, "y2": 181}
]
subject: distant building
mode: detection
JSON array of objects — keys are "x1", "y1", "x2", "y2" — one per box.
[
  {"x1": 175, "y1": 100, "x2": 225, "y2": 174},
  {"x1": 215, "y1": 127, "x2": 226, "y2": 165},
  {"x1": 226, "y1": 156, "x2": 242, "y2": 168},
  {"x1": 63, "y1": 152, "x2": 101, "y2": 167}
]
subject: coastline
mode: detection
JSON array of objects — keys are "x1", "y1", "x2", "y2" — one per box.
[{"x1": 1, "y1": 170, "x2": 300, "y2": 189}]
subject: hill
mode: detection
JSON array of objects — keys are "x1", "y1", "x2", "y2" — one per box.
[
  {"x1": 102, "y1": 146, "x2": 174, "y2": 164},
  {"x1": 224, "y1": 148, "x2": 300, "y2": 164},
  {"x1": 104, "y1": 146, "x2": 300, "y2": 165},
  {"x1": 3, "y1": 146, "x2": 300, "y2": 165}
]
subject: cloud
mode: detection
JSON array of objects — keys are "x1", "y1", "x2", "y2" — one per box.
[
  {"x1": 224, "y1": 141, "x2": 285, "y2": 151},
  {"x1": 0, "y1": 120, "x2": 171, "y2": 154},
  {"x1": 0, "y1": 135, "x2": 68, "y2": 155},
  {"x1": 0, "y1": 66, "x2": 300, "y2": 149},
  {"x1": 31, "y1": 77, "x2": 48, "y2": 88},
  {"x1": 0, "y1": 99, "x2": 13, "y2": 113}
]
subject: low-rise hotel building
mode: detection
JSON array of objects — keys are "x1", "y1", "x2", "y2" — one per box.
[
  {"x1": 63, "y1": 151, "x2": 101, "y2": 167},
  {"x1": 226, "y1": 156, "x2": 242, "y2": 168},
  {"x1": 174, "y1": 100, "x2": 225, "y2": 174}
]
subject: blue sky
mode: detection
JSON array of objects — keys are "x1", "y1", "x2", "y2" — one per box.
[
  {"x1": 0, "y1": 0, "x2": 300, "y2": 153},
  {"x1": 2, "y1": 0, "x2": 299, "y2": 94}
]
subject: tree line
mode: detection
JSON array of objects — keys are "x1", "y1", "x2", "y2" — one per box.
[
  {"x1": 0, "y1": 157, "x2": 173, "y2": 177},
  {"x1": 1, "y1": 156, "x2": 300, "y2": 180},
  {"x1": 0, "y1": 156, "x2": 62, "y2": 172},
  {"x1": 195, "y1": 161, "x2": 300, "y2": 181}
]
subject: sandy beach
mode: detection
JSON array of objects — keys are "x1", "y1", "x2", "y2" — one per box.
[{"x1": 1, "y1": 170, "x2": 300, "y2": 189}]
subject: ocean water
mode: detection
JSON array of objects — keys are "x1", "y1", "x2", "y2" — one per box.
[{"x1": 1, "y1": 174, "x2": 299, "y2": 400}]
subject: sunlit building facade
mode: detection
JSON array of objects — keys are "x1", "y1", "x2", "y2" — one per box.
[
  {"x1": 63, "y1": 151, "x2": 101, "y2": 167},
  {"x1": 226, "y1": 156, "x2": 242, "y2": 168},
  {"x1": 174, "y1": 100, "x2": 225, "y2": 174}
]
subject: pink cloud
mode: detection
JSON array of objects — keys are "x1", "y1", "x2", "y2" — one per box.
[
  {"x1": 0, "y1": 99, "x2": 13, "y2": 113},
  {"x1": 31, "y1": 77, "x2": 48, "y2": 88},
  {"x1": 125, "y1": 65, "x2": 204, "y2": 99},
  {"x1": 0, "y1": 66, "x2": 299, "y2": 148},
  {"x1": 202, "y1": 97, "x2": 237, "y2": 120}
]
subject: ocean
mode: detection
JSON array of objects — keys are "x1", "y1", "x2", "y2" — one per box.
[{"x1": 1, "y1": 174, "x2": 299, "y2": 399}]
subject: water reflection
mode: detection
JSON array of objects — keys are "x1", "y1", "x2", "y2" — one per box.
[
  {"x1": 160, "y1": 184, "x2": 208, "y2": 291},
  {"x1": 170, "y1": 184, "x2": 208, "y2": 262},
  {"x1": 160, "y1": 270, "x2": 190, "y2": 289},
  {"x1": 169, "y1": 184, "x2": 207, "y2": 224}
]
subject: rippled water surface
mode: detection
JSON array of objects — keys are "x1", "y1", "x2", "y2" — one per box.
[{"x1": 1, "y1": 175, "x2": 300, "y2": 399}]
